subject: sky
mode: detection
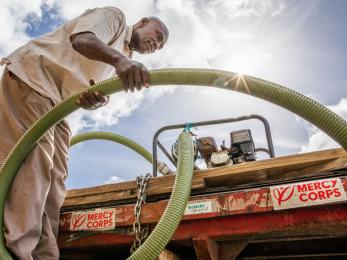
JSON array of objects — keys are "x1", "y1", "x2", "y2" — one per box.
[{"x1": 0, "y1": 0, "x2": 346, "y2": 189}]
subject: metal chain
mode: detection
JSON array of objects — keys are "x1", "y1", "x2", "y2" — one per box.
[{"x1": 130, "y1": 173, "x2": 151, "y2": 254}]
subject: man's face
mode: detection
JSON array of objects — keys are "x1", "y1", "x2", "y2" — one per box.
[{"x1": 133, "y1": 19, "x2": 168, "y2": 54}]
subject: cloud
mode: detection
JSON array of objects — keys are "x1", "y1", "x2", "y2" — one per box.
[
  {"x1": 3, "y1": 0, "x2": 343, "y2": 189},
  {"x1": 1, "y1": 0, "x2": 304, "y2": 149},
  {"x1": 104, "y1": 175, "x2": 126, "y2": 184},
  {"x1": 67, "y1": 91, "x2": 144, "y2": 135},
  {"x1": 62, "y1": 0, "x2": 287, "y2": 134},
  {"x1": 300, "y1": 98, "x2": 347, "y2": 153},
  {"x1": 0, "y1": 0, "x2": 46, "y2": 75}
]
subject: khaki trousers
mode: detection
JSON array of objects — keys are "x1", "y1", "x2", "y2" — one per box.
[{"x1": 0, "y1": 69, "x2": 71, "y2": 260}]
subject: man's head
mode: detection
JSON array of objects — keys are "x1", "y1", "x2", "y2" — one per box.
[{"x1": 129, "y1": 17, "x2": 169, "y2": 54}]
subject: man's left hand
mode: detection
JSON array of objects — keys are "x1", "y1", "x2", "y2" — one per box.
[{"x1": 77, "y1": 79, "x2": 109, "y2": 110}]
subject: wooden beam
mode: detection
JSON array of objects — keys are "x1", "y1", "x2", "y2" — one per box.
[
  {"x1": 219, "y1": 240, "x2": 248, "y2": 260},
  {"x1": 205, "y1": 157, "x2": 347, "y2": 187},
  {"x1": 63, "y1": 149, "x2": 347, "y2": 208},
  {"x1": 158, "y1": 249, "x2": 180, "y2": 260},
  {"x1": 192, "y1": 236, "x2": 219, "y2": 260}
]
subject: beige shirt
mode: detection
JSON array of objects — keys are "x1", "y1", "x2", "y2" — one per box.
[{"x1": 1, "y1": 6, "x2": 133, "y2": 104}]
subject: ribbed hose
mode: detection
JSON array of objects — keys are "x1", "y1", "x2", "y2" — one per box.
[
  {"x1": 70, "y1": 131, "x2": 173, "y2": 175},
  {"x1": 69, "y1": 131, "x2": 192, "y2": 259},
  {"x1": 1, "y1": 68, "x2": 347, "y2": 260},
  {"x1": 128, "y1": 132, "x2": 193, "y2": 260},
  {"x1": 70, "y1": 131, "x2": 153, "y2": 163}
]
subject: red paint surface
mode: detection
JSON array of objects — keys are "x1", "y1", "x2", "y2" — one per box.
[{"x1": 59, "y1": 177, "x2": 347, "y2": 251}]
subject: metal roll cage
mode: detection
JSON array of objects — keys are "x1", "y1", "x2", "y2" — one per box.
[{"x1": 152, "y1": 114, "x2": 275, "y2": 176}]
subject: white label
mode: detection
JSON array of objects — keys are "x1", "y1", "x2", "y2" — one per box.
[
  {"x1": 70, "y1": 208, "x2": 116, "y2": 231},
  {"x1": 211, "y1": 151, "x2": 230, "y2": 165},
  {"x1": 184, "y1": 201, "x2": 213, "y2": 215},
  {"x1": 270, "y1": 178, "x2": 347, "y2": 210}
]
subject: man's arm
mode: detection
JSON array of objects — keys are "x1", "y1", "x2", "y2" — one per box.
[
  {"x1": 71, "y1": 32, "x2": 150, "y2": 110},
  {"x1": 71, "y1": 32, "x2": 149, "y2": 92}
]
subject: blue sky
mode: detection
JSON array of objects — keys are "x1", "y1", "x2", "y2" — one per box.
[
  {"x1": 1, "y1": 0, "x2": 346, "y2": 189},
  {"x1": 25, "y1": 4, "x2": 65, "y2": 38}
]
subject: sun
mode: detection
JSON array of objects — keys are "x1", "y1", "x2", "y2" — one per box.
[{"x1": 215, "y1": 46, "x2": 273, "y2": 76}]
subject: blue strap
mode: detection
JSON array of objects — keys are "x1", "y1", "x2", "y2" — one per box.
[{"x1": 183, "y1": 122, "x2": 193, "y2": 132}]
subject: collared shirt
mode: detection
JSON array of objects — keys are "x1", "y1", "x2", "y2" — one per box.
[
  {"x1": 1, "y1": 6, "x2": 132, "y2": 104},
  {"x1": 124, "y1": 26, "x2": 134, "y2": 59}
]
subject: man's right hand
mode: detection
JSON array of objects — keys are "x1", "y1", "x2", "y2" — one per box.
[{"x1": 113, "y1": 57, "x2": 150, "y2": 92}]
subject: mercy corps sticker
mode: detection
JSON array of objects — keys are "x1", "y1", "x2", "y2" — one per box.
[
  {"x1": 270, "y1": 177, "x2": 347, "y2": 210},
  {"x1": 70, "y1": 208, "x2": 116, "y2": 231}
]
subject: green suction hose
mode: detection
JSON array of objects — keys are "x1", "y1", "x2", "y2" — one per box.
[
  {"x1": 70, "y1": 131, "x2": 173, "y2": 175},
  {"x1": 1, "y1": 68, "x2": 347, "y2": 260},
  {"x1": 70, "y1": 131, "x2": 191, "y2": 260},
  {"x1": 128, "y1": 131, "x2": 193, "y2": 260},
  {"x1": 70, "y1": 131, "x2": 153, "y2": 163}
]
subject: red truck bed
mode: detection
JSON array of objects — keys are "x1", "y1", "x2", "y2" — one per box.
[{"x1": 58, "y1": 149, "x2": 347, "y2": 259}]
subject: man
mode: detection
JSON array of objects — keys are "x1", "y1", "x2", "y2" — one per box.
[{"x1": 0, "y1": 6, "x2": 169, "y2": 259}]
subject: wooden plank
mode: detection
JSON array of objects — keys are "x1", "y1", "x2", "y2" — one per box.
[
  {"x1": 67, "y1": 180, "x2": 138, "y2": 198},
  {"x1": 63, "y1": 149, "x2": 347, "y2": 208},
  {"x1": 219, "y1": 240, "x2": 248, "y2": 260},
  {"x1": 201, "y1": 149, "x2": 347, "y2": 187},
  {"x1": 63, "y1": 190, "x2": 134, "y2": 208},
  {"x1": 205, "y1": 157, "x2": 347, "y2": 187},
  {"x1": 66, "y1": 174, "x2": 205, "y2": 199},
  {"x1": 158, "y1": 249, "x2": 180, "y2": 260},
  {"x1": 192, "y1": 236, "x2": 219, "y2": 260},
  {"x1": 63, "y1": 177, "x2": 206, "y2": 208}
]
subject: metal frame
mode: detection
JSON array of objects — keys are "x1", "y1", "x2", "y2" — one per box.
[{"x1": 152, "y1": 114, "x2": 275, "y2": 176}]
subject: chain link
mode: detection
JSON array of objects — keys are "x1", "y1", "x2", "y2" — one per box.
[{"x1": 130, "y1": 173, "x2": 151, "y2": 254}]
